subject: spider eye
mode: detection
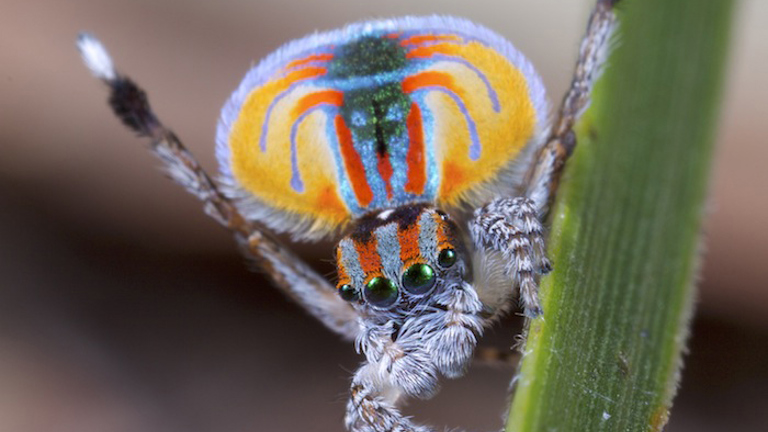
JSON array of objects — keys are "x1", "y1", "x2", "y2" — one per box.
[
  {"x1": 402, "y1": 263, "x2": 436, "y2": 295},
  {"x1": 338, "y1": 284, "x2": 360, "y2": 302},
  {"x1": 438, "y1": 248, "x2": 457, "y2": 268},
  {"x1": 364, "y1": 277, "x2": 398, "y2": 308}
]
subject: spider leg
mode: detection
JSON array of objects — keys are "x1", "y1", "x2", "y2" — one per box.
[
  {"x1": 469, "y1": 0, "x2": 617, "y2": 317},
  {"x1": 470, "y1": 197, "x2": 550, "y2": 317},
  {"x1": 470, "y1": 1, "x2": 619, "y2": 317},
  {"x1": 346, "y1": 286, "x2": 485, "y2": 432},
  {"x1": 526, "y1": 0, "x2": 619, "y2": 211},
  {"x1": 347, "y1": 375, "x2": 429, "y2": 432},
  {"x1": 77, "y1": 33, "x2": 360, "y2": 340},
  {"x1": 346, "y1": 321, "x2": 439, "y2": 432},
  {"x1": 427, "y1": 282, "x2": 485, "y2": 378}
]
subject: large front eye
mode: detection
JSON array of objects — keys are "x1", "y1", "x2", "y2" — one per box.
[
  {"x1": 364, "y1": 277, "x2": 398, "y2": 308},
  {"x1": 402, "y1": 263, "x2": 436, "y2": 295}
]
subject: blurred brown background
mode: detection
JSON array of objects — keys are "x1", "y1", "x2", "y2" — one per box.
[{"x1": 1, "y1": 0, "x2": 766, "y2": 431}]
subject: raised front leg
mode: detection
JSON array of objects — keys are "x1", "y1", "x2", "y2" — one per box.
[{"x1": 77, "y1": 34, "x2": 360, "y2": 340}]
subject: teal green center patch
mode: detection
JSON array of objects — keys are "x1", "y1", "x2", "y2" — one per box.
[{"x1": 328, "y1": 36, "x2": 407, "y2": 78}]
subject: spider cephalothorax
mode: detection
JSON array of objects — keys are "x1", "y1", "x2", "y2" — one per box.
[
  {"x1": 336, "y1": 205, "x2": 468, "y2": 315},
  {"x1": 79, "y1": 2, "x2": 619, "y2": 431},
  {"x1": 336, "y1": 205, "x2": 483, "y2": 393}
]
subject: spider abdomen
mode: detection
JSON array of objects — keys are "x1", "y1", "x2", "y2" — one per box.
[{"x1": 216, "y1": 16, "x2": 549, "y2": 240}]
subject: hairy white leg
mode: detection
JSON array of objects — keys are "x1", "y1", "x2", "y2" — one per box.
[
  {"x1": 347, "y1": 283, "x2": 485, "y2": 432},
  {"x1": 77, "y1": 33, "x2": 360, "y2": 340},
  {"x1": 347, "y1": 373, "x2": 431, "y2": 432},
  {"x1": 347, "y1": 322, "x2": 438, "y2": 432},
  {"x1": 426, "y1": 282, "x2": 485, "y2": 378},
  {"x1": 470, "y1": 197, "x2": 550, "y2": 317}
]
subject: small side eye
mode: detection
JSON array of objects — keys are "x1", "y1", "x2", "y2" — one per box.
[
  {"x1": 438, "y1": 248, "x2": 457, "y2": 268},
  {"x1": 338, "y1": 284, "x2": 360, "y2": 302},
  {"x1": 364, "y1": 277, "x2": 398, "y2": 308},
  {"x1": 402, "y1": 263, "x2": 436, "y2": 295}
]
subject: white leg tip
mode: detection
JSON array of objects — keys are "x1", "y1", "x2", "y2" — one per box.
[{"x1": 77, "y1": 32, "x2": 117, "y2": 81}]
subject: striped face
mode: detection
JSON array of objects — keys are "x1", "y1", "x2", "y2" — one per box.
[
  {"x1": 216, "y1": 16, "x2": 548, "y2": 240},
  {"x1": 335, "y1": 205, "x2": 463, "y2": 309}
]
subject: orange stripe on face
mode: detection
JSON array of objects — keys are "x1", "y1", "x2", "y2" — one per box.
[
  {"x1": 404, "y1": 103, "x2": 426, "y2": 195},
  {"x1": 292, "y1": 90, "x2": 343, "y2": 119},
  {"x1": 284, "y1": 54, "x2": 334, "y2": 70},
  {"x1": 377, "y1": 154, "x2": 394, "y2": 200},
  {"x1": 335, "y1": 248, "x2": 352, "y2": 287},
  {"x1": 401, "y1": 71, "x2": 460, "y2": 95},
  {"x1": 355, "y1": 238, "x2": 382, "y2": 276},
  {"x1": 335, "y1": 115, "x2": 373, "y2": 207},
  {"x1": 400, "y1": 34, "x2": 462, "y2": 47},
  {"x1": 384, "y1": 32, "x2": 401, "y2": 39},
  {"x1": 434, "y1": 213, "x2": 452, "y2": 248},
  {"x1": 398, "y1": 222, "x2": 422, "y2": 266}
]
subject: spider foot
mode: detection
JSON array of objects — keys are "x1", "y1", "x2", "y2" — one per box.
[{"x1": 346, "y1": 373, "x2": 434, "y2": 432}]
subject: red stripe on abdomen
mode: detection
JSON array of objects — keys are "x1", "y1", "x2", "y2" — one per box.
[
  {"x1": 402, "y1": 71, "x2": 457, "y2": 94},
  {"x1": 293, "y1": 90, "x2": 343, "y2": 118},
  {"x1": 404, "y1": 102, "x2": 426, "y2": 195},
  {"x1": 284, "y1": 53, "x2": 334, "y2": 70},
  {"x1": 400, "y1": 34, "x2": 462, "y2": 47},
  {"x1": 377, "y1": 154, "x2": 394, "y2": 200},
  {"x1": 335, "y1": 115, "x2": 373, "y2": 207}
]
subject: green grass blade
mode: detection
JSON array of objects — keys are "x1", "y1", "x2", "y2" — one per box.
[{"x1": 506, "y1": 0, "x2": 735, "y2": 430}]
